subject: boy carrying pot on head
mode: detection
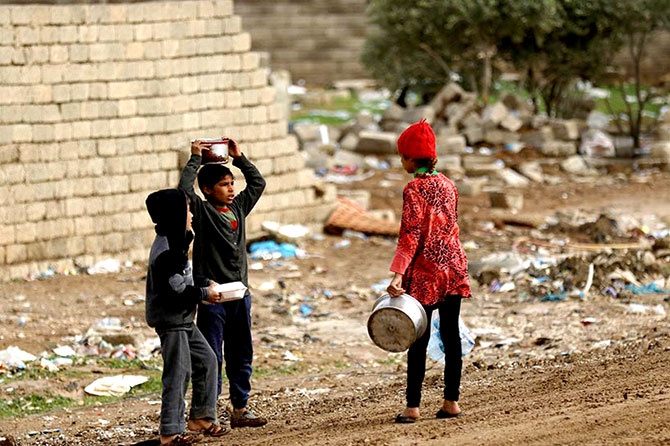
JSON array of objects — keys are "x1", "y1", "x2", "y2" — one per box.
[{"x1": 179, "y1": 137, "x2": 268, "y2": 428}]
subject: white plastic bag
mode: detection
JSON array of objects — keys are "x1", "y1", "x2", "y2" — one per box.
[{"x1": 427, "y1": 312, "x2": 475, "y2": 363}]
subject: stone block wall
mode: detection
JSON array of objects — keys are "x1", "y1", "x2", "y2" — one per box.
[
  {"x1": 234, "y1": 0, "x2": 370, "y2": 86},
  {"x1": 0, "y1": 0, "x2": 336, "y2": 281}
]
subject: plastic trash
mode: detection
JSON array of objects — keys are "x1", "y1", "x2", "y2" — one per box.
[
  {"x1": 0, "y1": 346, "x2": 37, "y2": 369},
  {"x1": 84, "y1": 375, "x2": 148, "y2": 397},
  {"x1": 540, "y1": 293, "x2": 568, "y2": 302},
  {"x1": 249, "y1": 240, "x2": 298, "y2": 260},
  {"x1": 580, "y1": 129, "x2": 615, "y2": 157},
  {"x1": 87, "y1": 258, "x2": 121, "y2": 275},
  {"x1": 428, "y1": 313, "x2": 475, "y2": 363},
  {"x1": 624, "y1": 282, "x2": 669, "y2": 294}
]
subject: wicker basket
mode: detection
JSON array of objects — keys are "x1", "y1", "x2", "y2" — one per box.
[{"x1": 324, "y1": 197, "x2": 400, "y2": 236}]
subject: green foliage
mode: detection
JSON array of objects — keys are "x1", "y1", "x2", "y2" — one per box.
[
  {"x1": 291, "y1": 93, "x2": 389, "y2": 126},
  {"x1": 362, "y1": 0, "x2": 670, "y2": 128},
  {"x1": 0, "y1": 357, "x2": 163, "y2": 419},
  {"x1": 598, "y1": 0, "x2": 670, "y2": 146},
  {"x1": 0, "y1": 393, "x2": 76, "y2": 418}
]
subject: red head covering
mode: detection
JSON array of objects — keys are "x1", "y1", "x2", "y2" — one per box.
[{"x1": 397, "y1": 119, "x2": 436, "y2": 159}]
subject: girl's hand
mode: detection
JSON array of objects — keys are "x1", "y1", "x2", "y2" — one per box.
[{"x1": 386, "y1": 273, "x2": 405, "y2": 297}]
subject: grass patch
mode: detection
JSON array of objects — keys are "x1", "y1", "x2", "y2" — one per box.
[
  {"x1": 0, "y1": 393, "x2": 76, "y2": 418},
  {"x1": 253, "y1": 362, "x2": 307, "y2": 378},
  {"x1": 0, "y1": 357, "x2": 165, "y2": 419},
  {"x1": 291, "y1": 92, "x2": 389, "y2": 126}
]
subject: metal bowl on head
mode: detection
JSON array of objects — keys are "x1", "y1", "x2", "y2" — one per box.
[
  {"x1": 367, "y1": 293, "x2": 427, "y2": 352},
  {"x1": 195, "y1": 138, "x2": 229, "y2": 164}
]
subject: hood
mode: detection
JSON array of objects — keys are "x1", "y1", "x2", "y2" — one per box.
[
  {"x1": 146, "y1": 188, "x2": 188, "y2": 238},
  {"x1": 146, "y1": 189, "x2": 193, "y2": 264}
]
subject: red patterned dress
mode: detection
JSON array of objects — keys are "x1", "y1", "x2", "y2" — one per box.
[{"x1": 389, "y1": 173, "x2": 471, "y2": 305}]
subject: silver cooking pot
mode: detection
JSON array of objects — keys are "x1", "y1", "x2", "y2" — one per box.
[{"x1": 367, "y1": 293, "x2": 428, "y2": 352}]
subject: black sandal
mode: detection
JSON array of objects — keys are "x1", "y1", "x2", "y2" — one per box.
[{"x1": 161, "y1": 432, "x2": 203, "y2": 446}]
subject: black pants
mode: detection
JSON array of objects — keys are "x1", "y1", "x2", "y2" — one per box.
[
  {"x1": 406, "y1": 296, "x2": 462, "y2": 407},
  {"x1": 196, "y1": 294, "x2": 253, "y2": 409}
]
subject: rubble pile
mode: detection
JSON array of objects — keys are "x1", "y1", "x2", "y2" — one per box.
[{"x1": 291, "y1": 81, "x2": 670, "y2": 185}]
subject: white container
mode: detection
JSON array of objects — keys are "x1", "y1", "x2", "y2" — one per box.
[{"x1": 213, "y1": 281, "x2": 247, "y2": 301}]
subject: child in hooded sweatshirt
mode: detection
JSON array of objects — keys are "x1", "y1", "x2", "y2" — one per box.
[{"x1": 145, "y1": 188, "x2": 228, "y2": 446}]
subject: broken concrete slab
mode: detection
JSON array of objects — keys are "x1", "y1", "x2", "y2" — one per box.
[
  {"x1": 517, "y1": 161, "x2": 545, "y2": 183},
  {"x1": 456, "y1": 177, "x2": 488, "y2": 196},
  {"x1": 354, "y1": 130, "x2": 398, "y2": 154},
  {"x1": 550, "y1": 119, "x2": 581, "y2": 140},
  {"x1": 437, "y1": 134, "x2": 467, "y2": 155},
  {"x1": 489, "y1": 190, "x2": 524, "y2": 210},
  {"x1": 541, "y1": 140, "x2": 578, "y2": 157},
  {"x1": 497, "y1": 168, "x2": 531, "y2": 188}
]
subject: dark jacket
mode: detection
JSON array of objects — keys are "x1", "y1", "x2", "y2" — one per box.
[
  {"x1": 179, "y1": 154, "x2": 266, "y2": 287},
  {"x1": 145, "y1": 188, "x2": 209, "y2": 330}
]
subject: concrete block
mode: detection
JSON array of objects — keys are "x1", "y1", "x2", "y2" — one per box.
[
  {"x1": 520, "y1": 126, "x2": 554, "y2": 149},
  {"x1": 541, "y1": 141, "x2": 577, "y2": 157},
  {"x1": 437, "y1": 134, "x2": 466, "y2": 155},
  {"x1": 489, "y1": 190, "x2": 523, "y2": 210},
  {"x1": 402, "y1": 105, "x2": 436, "y2": 125},
  {"x1": 15, "y1": 222, "x2": 37, "y2": 243},
  {"x1": 456, "y1": 177, "x2": 487, "y2": 196},
  {"x1": 481, "y1": 102, "x2": 508, "y2": 127},
  {"x1": 5, "y1": 245, "x2": 26, "y2": 264},
  {"x1": 483, "y1": 129, "x2": 520, "y2": 146},
  {"x1": 496, "y1": 168, "x2": 531, "y2": 188},
  {"x1": 355, "y1": 130, "x2": 398, "y2": 155},
  {"x1": 518, "y1": 161, "x2": 545, "y2": 183},
  {"x1": 551, "y1": 119, "x2": 581, "y2": 140}
]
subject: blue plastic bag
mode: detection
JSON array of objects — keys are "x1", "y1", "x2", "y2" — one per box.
[{"x1": 428, "y1": 312, "x2": 475, "y2": 362}]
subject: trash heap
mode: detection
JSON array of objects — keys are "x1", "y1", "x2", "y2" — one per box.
[{"x1": 467, "y1": 209, "x2": 670, "y2": 302}]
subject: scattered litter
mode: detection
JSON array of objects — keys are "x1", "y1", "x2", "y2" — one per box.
[
  {"x1": 624, "y1": 283, "x2": 669, "y2": 294},
  {"x1": 282, "y1": 350, "x2": 301, "y2": 361},
  {"x1": 249, "y1": 240, "x2": 301, "y2": 260},
  {"x1": 262, "y1": 221, "x2": 311, "y2": 239},
  {"x1": 428, "y1": 314, "x2": 476, "y2": 363},
  {"x1": 581, "y1": 317, "x2": 597, "y2": 326},
  {"x1": 53, "y1": 346, "x2": 77, "y2": 357},
  {"x1": 540, "y1": 293, "x2": 568, "y2": 302},
  {"x1": 84, "y1": 375, "x2": 149, "y2": 397},
  {"x1": 0, "y1": 346, "x2": 37, "y2": 370},
  {"x1": 592, "y1": 340, "x2": 612, "y2": 349},
  {"x1": 626, "y1": 303, "x2": 666, "y2": 316},
  {"x1": 87, "y1": 259, "x2": 121, "y2": 275}
]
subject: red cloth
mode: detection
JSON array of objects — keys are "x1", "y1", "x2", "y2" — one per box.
[{"x1": 390, "y1": 174, "x2": 471, "y2": 305}]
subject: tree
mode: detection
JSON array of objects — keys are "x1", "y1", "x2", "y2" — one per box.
[
  {"x1": 361, "y1": 0, "x2": 564, "y2": 105},
  {"x1": 499, "y1": 0, "x2": 624, "y2": 117},
  {"x1": 601, "y1": 0, "x2": 670, "y2": 148}
]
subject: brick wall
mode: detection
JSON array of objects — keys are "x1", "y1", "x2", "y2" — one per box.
[
  {"x1": 0, "y1": 0, "x2": 336, "y2": 281},
  {"x1": 234, "y1": 0, "x2": 370, "y2": 86}
]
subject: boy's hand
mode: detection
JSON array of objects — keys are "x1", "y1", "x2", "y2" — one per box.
[
  {"x1": 205, "y1": 282, "x2": 222, "y2": 303},
  {"x1": 191, "y1": 139, "x2": 211, "y2": 156},
  {"x1": 222, "y1": 137, "x2": 241, "y2": 159}
]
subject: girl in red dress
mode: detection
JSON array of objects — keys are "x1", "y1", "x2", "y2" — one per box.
[{"x1": 386, "y1": 119, "x2": 471, "y2": 423}]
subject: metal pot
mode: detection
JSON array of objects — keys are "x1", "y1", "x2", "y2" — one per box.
[{"x1": 367, "y1": 293, "x2": 427, "y2": 352}]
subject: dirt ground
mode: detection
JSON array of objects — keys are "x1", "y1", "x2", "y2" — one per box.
[{"x1": 1, "y1": 154, "x2": 669, "y2": 446}]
